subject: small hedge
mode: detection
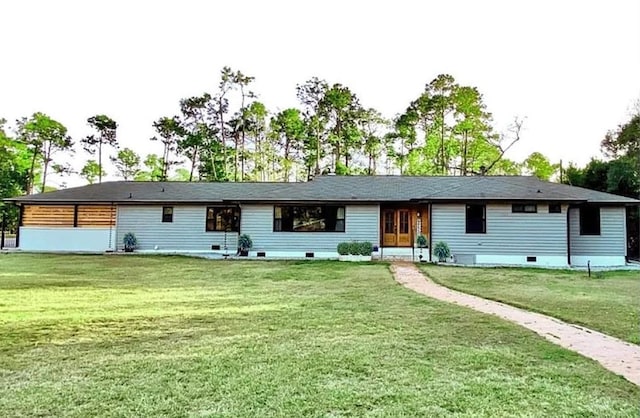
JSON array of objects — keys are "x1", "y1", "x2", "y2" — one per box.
[{"x1": 337, "y1": 241, "x2": 373, "y2": 256}]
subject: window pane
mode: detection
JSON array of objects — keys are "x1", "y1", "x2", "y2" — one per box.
[
  {"x1": 580, "y1": 206, "x2": 600, "y2": 235},
  {"x1": 384, "y1": 212, "x2": 394, "y2": 234},
  {"x1": 512, "y1": 204, "x2": 536, "y2": 213},
  {"x1": 466, "y1": 204, "x2": 486, "y2": 234},
  {"x1": 399, "y1": 211, "x2": 409, "y2": 234},
  {"x1": 205, "y1": 207, "x2": 239, "y2": 232},
  {"x1": 162, "y1": 206, "x2": 173, "y2": 223},
  {"x1": 273, "y1": 205, "x2": 345, "y2": 232}
]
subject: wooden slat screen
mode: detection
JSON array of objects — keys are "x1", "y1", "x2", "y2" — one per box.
[
  {"x1": 77, "y1": 205, "x2": 116, "y2": 227},
  {"x1": 22, "y1": 205, "x2": 75, "y2": 226}
]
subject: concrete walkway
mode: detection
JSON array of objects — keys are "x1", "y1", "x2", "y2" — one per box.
[{"x1": 391, "y1": 262, "x2": 640, "y2": 386}]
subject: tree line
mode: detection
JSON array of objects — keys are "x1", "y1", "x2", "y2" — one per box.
[{"x1": 2, "y1": 68, "x2": 571, "y2": 193}]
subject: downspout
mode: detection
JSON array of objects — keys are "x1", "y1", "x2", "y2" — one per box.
[
  {"x1": 566, "y1": 205, "x2": 571, "y2": 267},
  {"x1": 428, "y1": 202, "x2": 433, "y2": 262}
]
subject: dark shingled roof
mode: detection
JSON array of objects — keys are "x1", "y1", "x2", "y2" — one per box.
[{"x1": 5, "y1": 175, "x2": 639, "y2": 204}]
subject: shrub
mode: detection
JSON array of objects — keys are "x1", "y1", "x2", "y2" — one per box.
[
  {"x1": 433, "y1": 241, "x2": 451, "y2": 261},
  {"x1": 357, "y1": 241, "x2": 373, "y2": 256},
  {"x1": 238, "y1": 234, "x2": 253, "y2": 250},
  {"x1": 337, "y1": 242, "x2": 350, "y2": 255},
  {"x1": 337, "y1": 241, "x2": 373, "y2": 256},
  {"x1": 347, "y1": 242, "x2": 360, "y2": 255}
]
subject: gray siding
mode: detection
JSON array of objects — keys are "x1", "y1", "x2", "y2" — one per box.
[
  {"x1": 116, "y1": 205, "x2": 237, "y2": 251},
  {"x1": 569, "y1": 206, "x2": 626, "y2": 256},
  {"x1": 241, "y1": 204, "x2": 379, "y2": 252},
  {"x1": 431, "y1": 203, "x2": 567, "y2": 256}
]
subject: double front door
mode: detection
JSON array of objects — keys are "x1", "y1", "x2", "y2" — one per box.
[{"x1": 382, "y1": 209, "x2": 412, "y2": 247}]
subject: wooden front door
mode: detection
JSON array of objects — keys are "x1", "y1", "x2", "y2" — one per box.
[{"x1": 382, "y1": 209, "x2": 413, "y2": 247}]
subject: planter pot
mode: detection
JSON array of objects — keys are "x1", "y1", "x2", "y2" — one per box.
[
  {"x1": 339, "y1": 255, "x2": 372, "y2": 262},
  {"x1": 124, "y1": 248, "x2": 134, "y2": 253},
  {"x1": 239, "y1": 249, "x2": 249, "y2": 257}
]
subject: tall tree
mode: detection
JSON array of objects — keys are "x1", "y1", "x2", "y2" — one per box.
[
  {"x1": 523, "y1": 152, "x2": 557, "y2": 180},
  {"x1": 80, "y1": 160, "x2": 105, "y2": 184},
  {"x1": 82, "y1": 115, "x2": 118, "y2": 184},
  {"x1": 151, "y1": 116, "x2": 182, "y2": 181},
  {"x1": 0, "y1": 118, "x2": 32, "y2": 230},
  {"x1": 134, "y1": 154, "x2": 165, "y2": 181},
  {"x1": 230, "y1": 70, "x2": 255, "y2": 181},
  {"x1": 270, "y1": 108, "x2": 306, "y2": 181},
  {"x1": 18, "y1": 113, "x2": 73, "y2": 192},
  {"x1": 178, "y1": 94, "x2": 212, "y2": 181},
  {"x1": 360, "y1": 108, "x2": 388, "y2": 175},
  {"x1": 110, "y1": 148, "x2": 141, "y2": 180},
  {"x1": 297, "y1": 77, "x2": 329, "y2": 176},
  {"x1": 243, "y1": 101, "x2": 269, "y2": 181},
  {"x1": 320, "y1": 83, "x2": 363, "y2": 174}
]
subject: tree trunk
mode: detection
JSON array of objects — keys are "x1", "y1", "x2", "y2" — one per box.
[
  {"x1": 234, "y1": 132, "x2": 239, "y2": 182},
  {"x1": 189, "y1": 147, "x2": 199, "y2": 182},
  {"x1": 462, "y1": 130, "x2": 468, "y2": 176},
  {"x1": 27, "y1": 149, "x2": 39, "y2": 194},
  {"x1": 41, "y1": 142, "x2": 51, "y2": 192},
  {"x1": 98, "y1": 139, "x2": 103, "y2": 183}
]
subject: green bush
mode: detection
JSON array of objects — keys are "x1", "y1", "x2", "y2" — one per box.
[
  {"x1": 347, "y1": 242, "x2": 360, "y2": 255},
  {"x1": 433, "y1": 241, "x2": 451, "y2": 261},
  {"x1": 238, "y1": 234, "x2": 253, "y2": 250},
  {"x1": 123, "y1": 232, "x2": 137, "y2": 250},
  {"x1": 416, "y1": 234, "x2": 428, "y2": 248},
  {"x1": 337, "y1": 242, "x2": 350, "y2": 255},
  {"x1": 357, "y1": 241, "x2": 373, "y2": 256},
  {"x1": 337, "y1": 241, "x2": 373, "y2": 256}
]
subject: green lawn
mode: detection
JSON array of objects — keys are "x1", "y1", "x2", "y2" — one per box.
[
  {"x1": 421, "y1": 264, "x2": 640, "y2": 344},
  {"x1": 0, "y1": 255, "x2": 638, "y2": 417}
]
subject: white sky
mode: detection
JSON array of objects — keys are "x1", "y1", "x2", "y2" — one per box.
[{"x1": 2, "y1": 0, "x2": 639, "y2": 187}]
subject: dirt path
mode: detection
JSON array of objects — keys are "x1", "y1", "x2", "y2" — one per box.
[{"x1": 391, "y1": 262, "x2": 640, "y2": 386}]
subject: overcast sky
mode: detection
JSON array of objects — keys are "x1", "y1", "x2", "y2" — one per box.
[{"x1": 2, "y1": 0, "x2": 639, "y2": 186}]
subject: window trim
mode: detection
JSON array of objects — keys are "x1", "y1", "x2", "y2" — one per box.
[
  {"x1": 512, "y1": 203, "x2": 537, "y2": 213},
  {"x1": 162, "y1": 206, "x2": 173, "y2": 223},
  {"x1": 579, "y1": 206, "x2": 601, "y2": 236},
  {"x1": 273, "y1": 205, "x2": 346, "y2": 233},
  {"x1": 205, "y1": 206, "x2": 240, "y2": 232},
  {"x1": 465, "y1": 204, "x2": 486, "y2": 234}
]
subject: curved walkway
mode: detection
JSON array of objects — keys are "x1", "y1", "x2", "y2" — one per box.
[{"x1": 390, "y1": 262, "x2": 640, "y2": 386}]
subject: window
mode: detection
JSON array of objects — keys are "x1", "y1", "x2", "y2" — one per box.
[
  {"x1": 162, "y1": 206, "x2": 173, "y2": 223},
  {"x1": 512, "y1": 203, "x2": 537, "y2": 213},
  {"x1": 580, "y1": 206, "x2": 600, "y2": 235},
  {"x1": 548, "y1": 203, "x2": 562, "y2": 213},
  {"x1": 466, "y1": 204, "x2": 486, "y2": 234},
  {"x1": 274, "y1": 205, "x2": 345, "y2": 232},
  {"x1": 206, "y1": 207, "x2": 240, "y2": 232}
]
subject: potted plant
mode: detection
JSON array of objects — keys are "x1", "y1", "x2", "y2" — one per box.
[
  {"x1": 237, "y1": 234, "x2": 252, "y2": 256},
  {"x1": 123, "y1": 232, "x2": 137, "y2": 253},
  {"x1": 416, "y1": 234, "x2": 428, "y2": 262},
  {"x1": 433, "y1": 241, "x2": 451, "y2": 263}
]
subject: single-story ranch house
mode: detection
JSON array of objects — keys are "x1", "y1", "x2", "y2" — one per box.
[{"x1": 5, "y1": 175, "x2": 639, "y2": 267}]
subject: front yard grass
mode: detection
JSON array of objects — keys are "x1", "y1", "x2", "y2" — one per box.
[
  {"x1": 0, "y1": 254, "x2": 638, "y2": 417},
  {"x1": 421, "y1": 264, "x2": 640, "y2": 344}
]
